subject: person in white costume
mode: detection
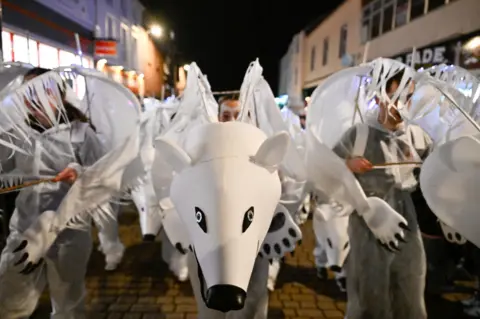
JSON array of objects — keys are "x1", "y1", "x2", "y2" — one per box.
[
  {"x1": 218, "y1": 96, "x2": 280, "y2": 295},
  {"x1": 0, "y1": 65, "x2": 126, "y2": 272},
  {"x1": 134, "y1": 98, "x2": 176, "y2": 242},
  {"x1": 59, "y1": 67, "x2": 126, "y2": 272},
  {"x1": 218, "y1": 97, "x2": 241, "y2": 121},
  {"x1": 305, "y1": 56, "x2": 480, "y2": 318},
  {"x1": 267, "y1": 100, "x2": 310, "y2": 292},
  {"x1": 133, "y1": 96, "x2": 176, "y2": 242},
  {"x1": 419, "y1": 64, "x2": 480, "y2": 317},
  {"x1": 136, "y1": 96, "x2": 190, "y2": 281},
  {"x1": 156, "y1": 61, "x2": 301, "y2": 319},
  {"x1": 0, "y1": 67, "x2": 105, "y2": 318},
  {"x1": 335, "y1": 69, "x2": 432, "y2": 319}
]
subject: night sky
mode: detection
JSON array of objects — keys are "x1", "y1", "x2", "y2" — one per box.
[{"x1": 139, "y1": 0, "x2": 343, "y2": 94}]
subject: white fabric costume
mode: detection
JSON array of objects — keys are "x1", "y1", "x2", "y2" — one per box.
[
  {"x1": 0, "y1": 68, "x2": 145, "y2": 318},
  {"x1": 5, "y1": 66, "x2": 129, "y2": 272},
  {"x1": 154, "y1": 61, "x2": 301, "y2": 318},
  {"x1": 59, "y1": 66, "x2": 138, "y2": 271},
  {"x1": 267, "y1": 100, "x2": 309, "y2": 292},
  {"x1": 416, "y1": 64, "x2": 479, "y2": 246},
  {"x1": 305, "y1": 57, "x2": 479, "y2": 319},
  {"x1": 133, "y1": 97, "x2": 190, "y2": 282},
  {"x1": 134, "y1": 97, "x2": 177, "y2": 241}
]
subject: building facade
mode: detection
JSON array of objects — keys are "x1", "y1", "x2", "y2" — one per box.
[
  {"x1": 93, "y1": 0, "x2": 164, "y2": 97},
  {"x1": 363, "y1": 0, "x2": 480, "y2": 73},
  {"x1": 302, "y1": 0, "x2": 364, "y2": 95},
  {"x1": 2, "y1": 0, "x2": 165, "y2": 98},
  {"x1": 285, "y1": 0, "x2": 480, "y2": 98},
  {"x1": 2, "y1": 0, "x2": 95, "y2": 69},
  {"x1": 278, "y1": 31, "x2": 306, "y2": 98}
]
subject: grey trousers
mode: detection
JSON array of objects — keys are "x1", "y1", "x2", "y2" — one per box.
[
  {"x1": 345, "y1": 213, "x2": 427, "y2": 319},
  {"x1": 187, "y1": 253, "x2": 269, "y2": 319}
]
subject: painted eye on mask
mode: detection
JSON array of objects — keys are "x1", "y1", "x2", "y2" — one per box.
[
  {"x1": 242, "y1": 206, "x2": 254, "y2": 233},
  {"x1": 195, "y1": 207, "x2": 207, "y2": 233}
]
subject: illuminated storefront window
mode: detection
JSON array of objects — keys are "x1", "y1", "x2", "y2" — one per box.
[
  {"x1": 2, "y1": 31, "x2": 12, "y2": 62},
  {"x1": 29, "y1": 40, "x2": 39, "y2": 66},
  {"x1": 39, "y1": 44, "x2": 59, "y2": 69},
  {"x1": 59, "y1": 50, "x2": 76, "y2": 66},
  {"x1": 13, "y1": 34, "x2": 29, "y2": 63},
  {"x1": 2, "y1": 30, "x2": 93, "y2": 70}
]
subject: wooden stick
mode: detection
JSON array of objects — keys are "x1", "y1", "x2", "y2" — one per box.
[
  {"x1": 373, "y1": 161, "x2": 422, "y2": 168},
  {"x1": 0, "y1": 178, "x2": 56, "y2": 194}
]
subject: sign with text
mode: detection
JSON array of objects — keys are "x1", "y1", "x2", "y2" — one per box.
[
  {"x1": 94, "y1": 39, "x2": 117, "y2": 58},
  {"x1": 393, "y1": 45, "x2": 454, "y2": 68},
  {"x1": 392, "y1": 30, "x2": 480, "y2": 70}
]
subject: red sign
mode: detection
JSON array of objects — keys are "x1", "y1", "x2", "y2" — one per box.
[{"x1": 94, "y1": 39, "x2": 117, "y2": 58}]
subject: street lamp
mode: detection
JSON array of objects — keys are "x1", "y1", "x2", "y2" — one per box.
[{"x1": 149, "y1": 25, "x2": 163, "y2": 38}]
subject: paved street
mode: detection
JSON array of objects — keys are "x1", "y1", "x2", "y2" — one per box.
[{"x1": 31, "y1": 207, "x2": 475, "y2": 319}]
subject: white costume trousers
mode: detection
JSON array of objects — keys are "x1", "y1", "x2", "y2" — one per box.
[
  {"x1": 94, "y1": 204, "x2": 124, "y2": 270},
  {"x1": 0, "y1": 228, "x2": 92, "y2": 319}
]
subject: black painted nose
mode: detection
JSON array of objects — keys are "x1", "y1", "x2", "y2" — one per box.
[
  {"x1": 142, "y1": 234, "x2": 156, "y2": 242},
  {"x1": 330, "y1": 265, "x2": 342, "y2": 273},
  {"x1": 206, "y1": 284, "x2": 246, "y2": 312}
]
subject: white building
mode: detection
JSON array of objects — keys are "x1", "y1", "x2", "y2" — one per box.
[
  {"x1": 301, "y1": 0, "x2": 365, "y2": 95},
  {"x1": 278, "y1": 32, "x2": 306, "y2": 98}
]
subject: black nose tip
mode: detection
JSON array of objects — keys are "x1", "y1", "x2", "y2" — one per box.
[
  {"x1": 206, "y1": 284, "x2": 246, "y2": 312},
  {"x1": 142, "y1": 234, "x2": 156, "y2": 242},
  {"x1": 330, "y1": 265, "x2": 342, "y2": 273}
]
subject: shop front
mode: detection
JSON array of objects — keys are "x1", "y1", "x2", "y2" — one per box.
[
  {"x1": 2, "y1": 0, "x2": 94, "y2": 69},
  {"x1": 94, "y1": 39, "x2": 145, "y2": 98},
  {"x1": 2, "y1": 30, "x2": 94, "y2": 69},
  {"x1": 391, "y1": 30, "x2": 480, "y2": 74}
]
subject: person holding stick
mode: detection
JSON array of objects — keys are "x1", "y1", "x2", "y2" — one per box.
[{"x1": 334, "y1": 69, "x2": 432, "y2": 319}]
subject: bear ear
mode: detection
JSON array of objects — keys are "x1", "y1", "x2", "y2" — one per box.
[
  {"x1": 251, "y1": 132, "x2": 290, "y2": 170},
  {"x1": 154, "y1": 137, "x2": 192, "y2": 172}
]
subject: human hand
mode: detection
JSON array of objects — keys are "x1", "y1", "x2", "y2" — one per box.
[
  {"x1": 346, "y1": 157, "x2": 373, "y2": 174},
  {"x1": 53, "y1": 167, "x2": 78, "y2": 184}
]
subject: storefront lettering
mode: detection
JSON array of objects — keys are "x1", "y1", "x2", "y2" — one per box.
[{"x1": 395, "y1": 46, "x2": 447, "y2": 65}]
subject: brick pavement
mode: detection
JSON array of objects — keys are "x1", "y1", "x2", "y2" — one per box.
[{"x1": 31, "y1": 208, "x2": 474, "y2": 319}]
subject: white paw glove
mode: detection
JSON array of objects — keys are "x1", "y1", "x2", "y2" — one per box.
[
  {"x1": 13, "y1": 210, "x2": 58, "y2": 274},
  {"x1": 440, "y1": 221, "x2": 466, "y2": 245},
  {"x1": 360, "y1": 197, "x2": 409, "y2": 252}
]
